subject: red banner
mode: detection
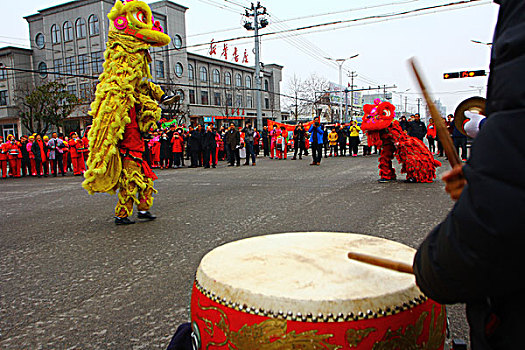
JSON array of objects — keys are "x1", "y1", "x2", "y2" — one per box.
[{"x1": 267, "y1": 120, "x2": 314, "y2": 132}]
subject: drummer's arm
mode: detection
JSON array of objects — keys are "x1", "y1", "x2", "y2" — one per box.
[{"x1": 413, "y1": 114, "x2": 525, "y2": 304}]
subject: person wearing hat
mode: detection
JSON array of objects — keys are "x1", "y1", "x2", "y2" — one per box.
[
  {"x1": 19, "y1": 135, "x2": 31, "y2": 177},
  {"x1": 6, "y1": 134, "x2": 22, "y2": 177},
  {"x1": 26, "y1": 135, "x2": 36, "y2": 176},
  {"x1": 42, "y1": 135, "x2": 51, "y2": 175},
  {"x1": 47, "y1": 132, "x2": 66, "y2": 177},
  {"x1": 68, "y1": 132, "x2": 85, "y2": 176}
]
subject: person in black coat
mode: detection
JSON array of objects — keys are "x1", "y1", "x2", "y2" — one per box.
[
  {"x1": 322, "y1": 125, "x2": 329, "y2": 158},
  {"x1": 261, "y1": 126, "x2": 270, "y2": 157},
  {"x1": 31, "y1": 134, "x2": 48, "y2": 177},
  {"x1": 337, "y1": 126, "x2": 348, "y2": 157},
  {"x1": 202, "y1": 124, "x2": 217, "y2": 168},
  {"x1": 19, "y1": 135, "x2": 31, "y2": 177},
  {"x1": 224, "y1": 122, "x2": 240, "y2": 166},
  {"x1": 407, "y1": 113, "x2": 426, "y2": 141},
  {"x1": 159, "y1": 132, "x2": 171, "y2": 169},
  {"x1": 292, "y1": 124, "x2": 305, "y2": 160},
  {"x1": 399, "y1": 115, "x2": 409, "y2": 132},
  {"x1": 414, "y1": 1, "x2": 525, "y2": 348},
  {"x1": 188, "y1": 125, "x2": 203, "y2": 168}
]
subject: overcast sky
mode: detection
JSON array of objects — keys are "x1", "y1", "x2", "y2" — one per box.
[{"x1": 1, "y1": 0, "x2": 499, "y2": 115}]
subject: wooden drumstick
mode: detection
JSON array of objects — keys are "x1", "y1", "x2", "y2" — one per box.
[
  {"x1": 347, "y1": 252, "x2": 414, "y2": 275},
  {"x1": 409, "y1": 58, "x2": 462, "y2": 167}
]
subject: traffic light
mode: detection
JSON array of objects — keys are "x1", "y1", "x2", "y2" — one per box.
[
  {"x1": 444, "y1": 72, "x2": 460, "y2": 79},
  {"x1": 444, "y1": 70, "x2": 486, "y2": 79}
]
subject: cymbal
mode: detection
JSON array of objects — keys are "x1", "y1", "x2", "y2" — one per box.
[{"x1": 454, "y1": 96, "x2": 486, "y2": 137}]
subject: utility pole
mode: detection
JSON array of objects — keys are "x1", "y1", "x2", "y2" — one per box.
[
  {"x1": 294, "y1": 91, "x2": 298, "y2": 122},
  {"x1": 243, "y1": 2, "x2": 268, "y2": 129},
  {"x1": 348, "y1": 71, "x2": 357, "y2": 121},
  {"x1": 405, "y1": 96, "x2": 408, "y2": 114},
  {"x1": 417, "y1": 98, "x2": 421, "y2": 114}
]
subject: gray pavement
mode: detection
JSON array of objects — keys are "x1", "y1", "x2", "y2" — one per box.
[{"x1": 0, "y1": 153, "x2": 469, "y2": 349}]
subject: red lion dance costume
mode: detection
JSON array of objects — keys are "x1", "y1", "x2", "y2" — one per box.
[
  {"x1": 361, "y1": 99, "x2": 441, "y2": 183},
  {"x1": 82, "y1": 0, "x2": 171, "y2": 225}
]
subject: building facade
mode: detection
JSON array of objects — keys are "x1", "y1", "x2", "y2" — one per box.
[{"x1": 0, "y1": 0, "x2": 283, "y2": 136}]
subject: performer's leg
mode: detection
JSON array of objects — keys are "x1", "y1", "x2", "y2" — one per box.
[
  {"x1": 379, "y1": 143, "x2": 396, "y2": 180},
  {"x1": 115, "y1": 159, "x2": 155, "y2": 218}
]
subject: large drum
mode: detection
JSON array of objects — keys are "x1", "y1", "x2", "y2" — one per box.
[{"x1": 190, "y1": 232, "x2": 446, "y2": 349}]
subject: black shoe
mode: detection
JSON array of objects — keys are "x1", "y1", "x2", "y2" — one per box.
[
  {"x1": 115, "y1": 217, "x2": 136, "y2": 225},
  {"x1": 404, "y1": 178, "x2": 417, "y2": 183},
  {"x1": 137, "y1": 211, "x2": 157, "y2": 221},
  {"x1": 212, "y1": 165, "x2": 216, "y2": 168}
]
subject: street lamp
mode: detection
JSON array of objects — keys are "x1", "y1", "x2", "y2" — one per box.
[
  {"x1": 325, "y1": 54, "x2": 359, "y2": 122},
  {"x1": 395, "y1": 88, "x2": 410, "y2": 116},
  {"x1": 470, "y1": 85, "x2": 484, "y2": 96}
]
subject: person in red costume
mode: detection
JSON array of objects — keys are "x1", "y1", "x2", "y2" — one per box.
[
  {"x1": 69, "y1": 132, "x2": 84, "y2": 176},
  {"x1": 26, "y1": 135, "x2": 36, "y2": 176},
  {"x1": 6, "y1": 134, "x2": 22, "y2": 177},
  {"x1": 80, "y1": 127, "x2": 90, "y2": 170},
  {"x1": 0, "y1": 136, "x2": 7, "y2": 179}
]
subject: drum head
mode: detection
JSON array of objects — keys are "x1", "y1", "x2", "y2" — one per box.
[
  {"x1": 454, "y1": 96, "x2": 486, "y2": 136},
  {"x1": 196, "y1": 232, "x2": 423, "y2": 317}
]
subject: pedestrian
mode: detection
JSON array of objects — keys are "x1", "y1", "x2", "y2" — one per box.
[
  {"x1": 47, "y1": 132, "x2": 66, "y2": 176},
  {"x1": 275, "y1": 127, "x2": 286, "y2": 160},
  {"x1": 60, "y1": 134, "x2": 70, "y2": 174},
  {"x1": 450, "y1": 114, "x2": 468, "y2": 161},
  {"x1": 159, "y1": 132, "x2": 171, "y2": 169},
  {"x1": 408, "y1": 113, "x2": 427, "y2": 141},
  {"x1": 323, "y1": 125, "x2": 329, "y2": 158},
  {"x1": 80, "y1": 129, "x2": 90, "y2": 169},
  {"x1": 188, "y1": 125, "x2": 203, "y2": 168},
  {"x1": 242, "y1": 122, "x2": 256, "y2": 165},
  {"x1": 225, "y1": 122, "x2": 240, "y2": 166},
  {"x1": 0, "y1": 136, "x2": 7, "y2": 179},
  {"x1": 6, "y1": 134, "x2": 22, "y2": 178},
  {"x1": 68, "y1": 132, "x2": 84, "y2": 176},
  {"x1": 362, "y1": 131, "x2": 371, "y2": 156},
  {"x1": 436, "y1": 117, "x2": 446, "y2": 157},
  {"x1": 253, "y1": 128, "x2": 261, "y2": 156},
  {"x1": 414, "y1": 1, "x2": 525, "y2": 347},
  {"x1": 171, "y1": 131, "x2": 184, "y2": 168},
  {"x1": 203, "y1": 124, "x2": 217, "y2": 169},
  {"x1": 31, "y1": 134, "x2": 48, "y2": 177},
  {"x1": 426, "y1": 118, "x2": 437, "y2": 154},
  {"x1": 349, "y1": 121, "x2": 361, "y2": 157},
  {"x1": 309, "y1": 116, "x2": 324, "y2": 166},
  {"x1": 269, "y1": 124, "x2": 278, "y2": 159},
  {"x1": 338, "y1": 125, "x2": 348, "y2": 157},
  {"x1": 19, "y1": 135, "x2": 31, "y2": 177},
  {"x1": 26, "y1": 135, "x2": 37, "y2": 176},
  {"x1": 292, "y1": 123, "x2": 305, "y2": 160},
  {"x1": 280, "y1": 126, "x2": 288, "y2": 159},
  {"x1": 262, "y1": 125, "x2": 270, "y2": 157},
  {"x1": 399, "y1": 115, "x2": 409, "y2": 132},
  {"x1": 328, "y1": 127, "x2": 338, "y2": 156},
  {"x1": 43, "y1": 135, "x2": 51, "y2": 175}
]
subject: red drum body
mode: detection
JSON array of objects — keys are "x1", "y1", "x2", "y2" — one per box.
[{"x1": 190, "y1": 232, "x2": 446, "y2": 349}]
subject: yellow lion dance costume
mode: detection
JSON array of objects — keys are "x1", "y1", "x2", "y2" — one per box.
[{"x1": 83, "y1": 0, "x2": 171, "y2": 225}]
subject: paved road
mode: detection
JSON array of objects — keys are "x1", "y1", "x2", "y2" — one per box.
[{"x1": 0, "y1": 154, "x2": 468, "y2": 349}]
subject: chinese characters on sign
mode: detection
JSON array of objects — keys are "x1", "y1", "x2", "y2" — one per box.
[{"x1": 209, "y1": 40, "x2": 250, "y2": 65}]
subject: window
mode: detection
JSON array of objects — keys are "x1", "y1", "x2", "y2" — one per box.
[
  {"x1": 212, "y1": 69, "x2": 220, "y2": 84},
  {"x1": 53, "y1": 59, "x2": 63, "y2": 74},
  {"x1": 91, "y1": 52, "x2": 104, "y2": 74},
  {"x1": 200, "y1": 67, "x2": 208, "y2": 82},
  {"x1": 245, "y1": 76, "x2": 252, "y2": 89},
  {"x1": 38, "y1": 62, "x2": 48, "y2": 78},
  {"x1": 0, "y1": 68, "x2": 6, "y2": 80},
  {"x1": 235, "y1": 74, "x2": 242, "y2": 87},
  {"x1": 189, "y1": 89, "x2": 195, "y2": 104},
  {"x1": 226, "y1": 93, "x2": 232, "y2": 107},
  {"x1": 65, "y1": 57, "x2": 75, "y2": 75},
  {"x1": 79, "y1": 83, "x2": 89, "y2": 100},
  {"x1": 173, "y1": 35, "x2": 182, "y2": 49},
  {"x1": 188, "y1": 64, "x2": 194, "y2": 80},
  {"x1": 201, "y1": 91, "x2": 209, "y2": 105},
  {"x1": 175, "y1": 62, "x2": 183, "y2": 78},
  {"x1": 265, "y1": 98, "x2": 270, "y2": 109},
  {"x1": 88, "y1": 15, "x2": 99, "y2": 36},
  {"x1": 214, "y1": 92, "x2": 221, "y2": 106},
  {"x1": 51, "y1": 24, "x2": 61, "y2": 44},
  {"x1": 264, "y1": 79, "x2": 269, "y2": 91},
  {"x1": 236, "y1": 95, "x2": 243, "y2": 107},
  {"x1": 247, "y1": 95, "x2": 252, "y2": 108},
  {"x1": 76, "y1": 18, "x2": 86, "y2": 39},
  {"x1": 78, "y1": 54, "x2": 88, "y2": 74},
  {"x1": 63, "y1": 21, "x2": 73, "y2": 41},
  {"x1": 35, "y1": 33, "x2": 45, "y2": 49},
  {"x1": 67, "y1": 84, "x2": 77, "y2": 97},
  {"x1": 225, "y1": 72, "x2": 231, "y2": 85},
  {"x1": 0, "y1": 91, "x2": 8, "y2": 106},
  {"x1": 155, "y1": 60, "x2": 165, "y2": 79}
]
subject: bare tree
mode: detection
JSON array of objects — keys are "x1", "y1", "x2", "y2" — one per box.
[
  {"x1": 16, "y1": 81, "x2": 79, "y2": 135},
  {"x1": 283, "y1": 73, "x2": 331, "y2": 121}
]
